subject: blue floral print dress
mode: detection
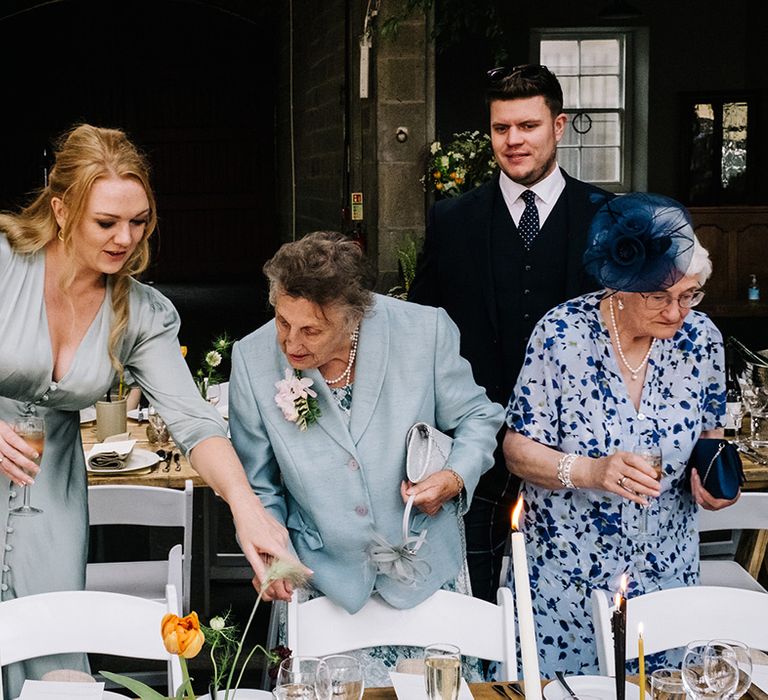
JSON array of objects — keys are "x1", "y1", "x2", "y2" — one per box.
[{"x1": 505, "y1": 292, "x2": 725, "y2": 678}]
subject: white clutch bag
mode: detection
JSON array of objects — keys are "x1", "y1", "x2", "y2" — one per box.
[{"x1": 402, "y1": 422, "x2": 453, "y2": 543}]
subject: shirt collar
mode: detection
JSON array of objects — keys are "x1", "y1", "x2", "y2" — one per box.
[{"x1": 498, "y1": 165, "x2": 565, "y2": 205}]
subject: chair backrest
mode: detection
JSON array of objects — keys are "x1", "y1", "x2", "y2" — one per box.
[
  {"x1": 0, "y1": 585, "x2": 182, "y2": 699},
  {"x1": 592, "y1": 586, "x2": 768, "y2": 675},
  {"x1": 698, "y1": 492, "x2": 768, "y2": 531},
  {"x1": 287, "y1": 588, "x2": 518, "y2": 680},
  {"x1": 87, "y1": 480, "x2": 194, "y2": 613}
]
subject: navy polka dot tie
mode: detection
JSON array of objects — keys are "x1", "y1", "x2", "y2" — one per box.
[{"x1": 518, "y1": 190, "x2": 540, "y2": 250}]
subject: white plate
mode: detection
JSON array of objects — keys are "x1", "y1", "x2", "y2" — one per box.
[
  {"x1": 543, "y1": 676, "x2": 644, "y2": 700},
  {"x1": 86, "y1": 447, "x2": 161, "y2": 474},
  {"x1": 197, "y1": 691, "x2": 271, "y2": 700}
]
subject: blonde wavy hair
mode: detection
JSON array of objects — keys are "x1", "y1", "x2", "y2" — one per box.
[{"x1": 0, "y1": 124, "x2": 157, "y2": 373}]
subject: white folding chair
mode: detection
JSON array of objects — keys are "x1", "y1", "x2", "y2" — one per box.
[
  {"x1": 287, "y1": 588, "x2": 518, "y2": 680},
  {"x1": 592, "y1": 585, "x2": 768, "y2": 675},
  {"x1": 698, "y1": 492, "x2": 768, "y2": 592},
  {"x1": 0, "y1": 585, "x2": 183, "y2": 700},
  {"x1": 86, "y1": 480, "x2": 194, "y2": 614}
]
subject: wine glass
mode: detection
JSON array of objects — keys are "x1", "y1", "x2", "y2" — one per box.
[
  {"x1": 322, "y1": 655, "x2": 364, "y2": 700},
  {"x1": 424, "y1": 643, "x2": 461, "y2": 700},
  {"x1": 275, "y1": 656, "x2": 331, "y2": 700},
  {"x1": 650, "y1": 669, "x2": 687, "y2": 700},
  {"x1": 681, "y1": 640, "x2": 739, "y2": 700},
  {"x1": 710, "y1": 640, "x2": 753, "y2": 699},
  {"x1": 11, "y1": 415, "x2": 45, "y2": 516},
  {"x1": 636, "y1": 443, "x2": 662, "y2": 539}
]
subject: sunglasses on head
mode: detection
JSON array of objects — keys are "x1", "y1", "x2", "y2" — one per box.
[{"x1": 486, "y1": 64, "x2": 545, "y2": 84}]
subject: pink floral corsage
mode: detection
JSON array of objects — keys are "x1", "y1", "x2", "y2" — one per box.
[{"x1": 274, "y1": 368, "x2": 321, "y2": 431}]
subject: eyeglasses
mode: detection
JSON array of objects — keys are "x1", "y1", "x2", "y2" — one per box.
[
  {"x1": 486, "y1": 64, "x2": 544, "y2": 84},
  {"x1": 638, "y1": 289, "x2": 706, "y2": 310}
]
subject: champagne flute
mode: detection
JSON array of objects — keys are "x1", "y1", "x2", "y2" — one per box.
[
  {"x1": 275, "y1": 656, "x2": 331, "y2": 700},
  {"x1": 11, "y1": 415, "x2": 45, "y2": 516},
  {"x1": 424, "y1": 643, "x2": 461, "y2": 700},
  {"x1": 636, "y1": 445, "x2": 662, "y2": 539},
  {"x1": 681, "y1": 640, "x2": 739, "y2": 700},
  {"x1": 323, "y1": 655, "x2": 364, "y2": 700}
]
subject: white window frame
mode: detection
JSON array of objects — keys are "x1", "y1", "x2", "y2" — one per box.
[{"x1": 532, "y1": 26, "x2": 648, "y2": 193}]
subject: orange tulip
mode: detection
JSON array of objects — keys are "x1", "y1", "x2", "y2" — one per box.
[{"x1": 161, "y1": 612, "x2": 205, "y2": 659}]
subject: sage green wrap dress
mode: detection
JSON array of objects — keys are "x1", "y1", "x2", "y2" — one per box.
[{"x1": 0, "y1": 232, "x2": 228, "y2": 697}]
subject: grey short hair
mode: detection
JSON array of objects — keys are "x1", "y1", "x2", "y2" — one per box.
[{"x1": 263, "y1": 231, "x2": 376, "y2": 327}]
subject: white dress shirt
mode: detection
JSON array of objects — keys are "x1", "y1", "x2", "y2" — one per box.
[{"x1": 498, "y1": 166, "x2": 566, "y2": 228}]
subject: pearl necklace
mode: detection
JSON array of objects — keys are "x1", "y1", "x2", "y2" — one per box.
[
  {"x1": 609, "y1": 296, "x2": 655, "y2": 381},
  {"x1": 322, "y1": 326, "x2": 359, "y2": 386}
]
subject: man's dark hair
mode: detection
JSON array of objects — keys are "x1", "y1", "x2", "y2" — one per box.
[{"x1": 485, "y1": 64, "x2": 564, "y2": 117}]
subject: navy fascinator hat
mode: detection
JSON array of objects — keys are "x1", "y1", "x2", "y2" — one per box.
[{"x1": 583, "y1": 192, "x2": 695, "y2": 292}]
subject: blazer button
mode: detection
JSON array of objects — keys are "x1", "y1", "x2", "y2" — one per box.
[
  {"x1": 6, "y1": 526, "x2": 13, "y2": 534},
  {"x1": 1, "y1": 583, "x2": 8, "y2": 592},
  {"x1": 348, "y1": 458, "x2": 359, "y2": 471},
  {"x1": 4, "y1": 544, "x2": 12, "y2": 551},
  {"x1": 354, "y1": 505, "x2": 368, "y2": 517}
]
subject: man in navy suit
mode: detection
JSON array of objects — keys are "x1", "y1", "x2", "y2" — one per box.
[{"x1": 409, "y1": 64, "x2": 612, "y2": 602}]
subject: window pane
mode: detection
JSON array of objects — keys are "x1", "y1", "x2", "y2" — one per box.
[
  {"x1": 580, "y1": 39, "x2": 621, "y2": 75},
  {"x1": 721, "y1": 102, "x2": 748, "y2": 192},
  {"x1": 580, "y1": 76, "x2": 620, "y2": 108},
  {"x1": 581, "y1": 147, "x2": 620, "y2": 182},
  {"x1": 582, "y1": 112, "x2": 621, "y2": 146},
  {"x1": 560, "y1": 76, "x2": 579, "y2": 109},
  {"x1": 689, "y1": 102, "x2": 715, "y2": 203},
  {"x1": 540, "y1": 40, "x2": 579, "y2": 75},
  {"x1": 561, "y1": 118, "x2": 581, "y2": 147},
  {"x1": 557, "y1": 147, "x2": 581, "y2": 178}
]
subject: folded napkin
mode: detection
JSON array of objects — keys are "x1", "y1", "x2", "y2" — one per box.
[
  {"x1": 87, "y1": 439, "x2": 136, "y2": 469},
  {"x1": 390, "y1": 671, "x2": 474, "y2": 700},
  {"x1": 19, "y1": 680, "x2": 104, "y2": 699}
]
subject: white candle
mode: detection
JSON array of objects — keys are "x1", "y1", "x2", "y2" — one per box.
[{"x1": 511, "y1": 497, "x2": 542, "y2": 700}]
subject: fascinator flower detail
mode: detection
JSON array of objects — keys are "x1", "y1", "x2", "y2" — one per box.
[
  {"x1": 275, "y1": 368, "x2": 321, "y2": 430},
  {"x1": 583, "y1": 192, "x2": 695, "y2": 292}
]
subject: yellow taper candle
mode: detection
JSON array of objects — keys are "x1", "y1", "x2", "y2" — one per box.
[{"x1": 638, "y1": 622, "x2": 645, "y2": 699}]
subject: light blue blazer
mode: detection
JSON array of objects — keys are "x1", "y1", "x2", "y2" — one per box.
[{"x1": 229, "y1": 294, "x2": 504, "y2": 613}]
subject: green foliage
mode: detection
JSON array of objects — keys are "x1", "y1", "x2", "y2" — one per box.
[
  {"x1": 379, "y1": 0, "x2": 508, "y2": 63},
  {"x1": 388, "y1": 235, "x2": 421, "y2": 300}
]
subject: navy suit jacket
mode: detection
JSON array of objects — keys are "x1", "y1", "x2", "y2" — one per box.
[{"x1": 409, "y1": 169, "x2": 611, "y2": 410}]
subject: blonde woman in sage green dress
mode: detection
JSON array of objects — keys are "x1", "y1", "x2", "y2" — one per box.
[{"x1": 0, "y1": 124, "x2": 305, "y2": 698}]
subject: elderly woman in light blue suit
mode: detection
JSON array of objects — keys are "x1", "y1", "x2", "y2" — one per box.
[{"x1": 229, "y1": 231, "x2": 504, "y2": 683}]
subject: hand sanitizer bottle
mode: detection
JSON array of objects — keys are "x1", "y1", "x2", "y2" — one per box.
[{"x1": 748, "y1": 274, "x2": 760, "y2": 301}]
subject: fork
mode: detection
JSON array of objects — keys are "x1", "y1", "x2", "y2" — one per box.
[{"x1": 555, "y1": 671, "x2": 579, "y2": 700}]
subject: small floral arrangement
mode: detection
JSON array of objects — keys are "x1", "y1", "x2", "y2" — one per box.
[
  {"x1": 192, "y1": 334, "x2": 233, "y2": 399},
  {"x1": 275, "y1": 368, "x2": 321, "y2": 431},
  {"x1": 102, "y1": 559, "x2": 308, "y2": 700},
  {"x1": 424, "y1": 130, "x2": 497, "y2": 198}
]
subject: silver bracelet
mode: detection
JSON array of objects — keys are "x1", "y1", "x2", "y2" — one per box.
[{"x1": 556, "y1": 453, "x2": 578, "y2": 489}]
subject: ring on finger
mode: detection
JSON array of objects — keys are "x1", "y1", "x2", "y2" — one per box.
[
  {"x1": 0, "y1": 454, "x2": 4, "y2": 464},
  {"x1": 617, "y1": 476, "x2": 627, "y2": 489}
]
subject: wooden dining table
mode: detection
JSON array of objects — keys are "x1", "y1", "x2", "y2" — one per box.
[
  {"x1": 362, "y1": 675, "x2": 768, "y2": 700},
  {"x1": 82, "y1": 417, "x2": 204, "y2": 488}
]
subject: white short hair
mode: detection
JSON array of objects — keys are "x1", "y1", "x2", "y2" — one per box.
[{"x1": 683, "y1": 234, "x2": 712, "y2": 286}]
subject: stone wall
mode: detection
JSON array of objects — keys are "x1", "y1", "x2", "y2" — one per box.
[{"x1": 276, "y1": 0, "x2": 431, "y2": 291}]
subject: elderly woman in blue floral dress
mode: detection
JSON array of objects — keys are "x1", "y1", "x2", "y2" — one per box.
[{"x1": 503, "y1": 193, "x2": 740, "y2": 677}]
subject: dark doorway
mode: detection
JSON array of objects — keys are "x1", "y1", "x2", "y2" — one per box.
[{"x1": 0, "y1": 0, "x2": 279, "y2": 286}]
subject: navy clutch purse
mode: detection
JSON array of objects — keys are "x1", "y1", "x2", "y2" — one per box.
[{"x1": 685, "y1": 438, "x2": 744, "y2": 500}]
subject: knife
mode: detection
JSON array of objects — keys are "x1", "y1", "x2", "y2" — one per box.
[
  {"x1": 555, "y1": 671, "x2": 579, "y2": 700},
  {"x1": 735, "y1": 441, "x2": 768, "y2": 465}
]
